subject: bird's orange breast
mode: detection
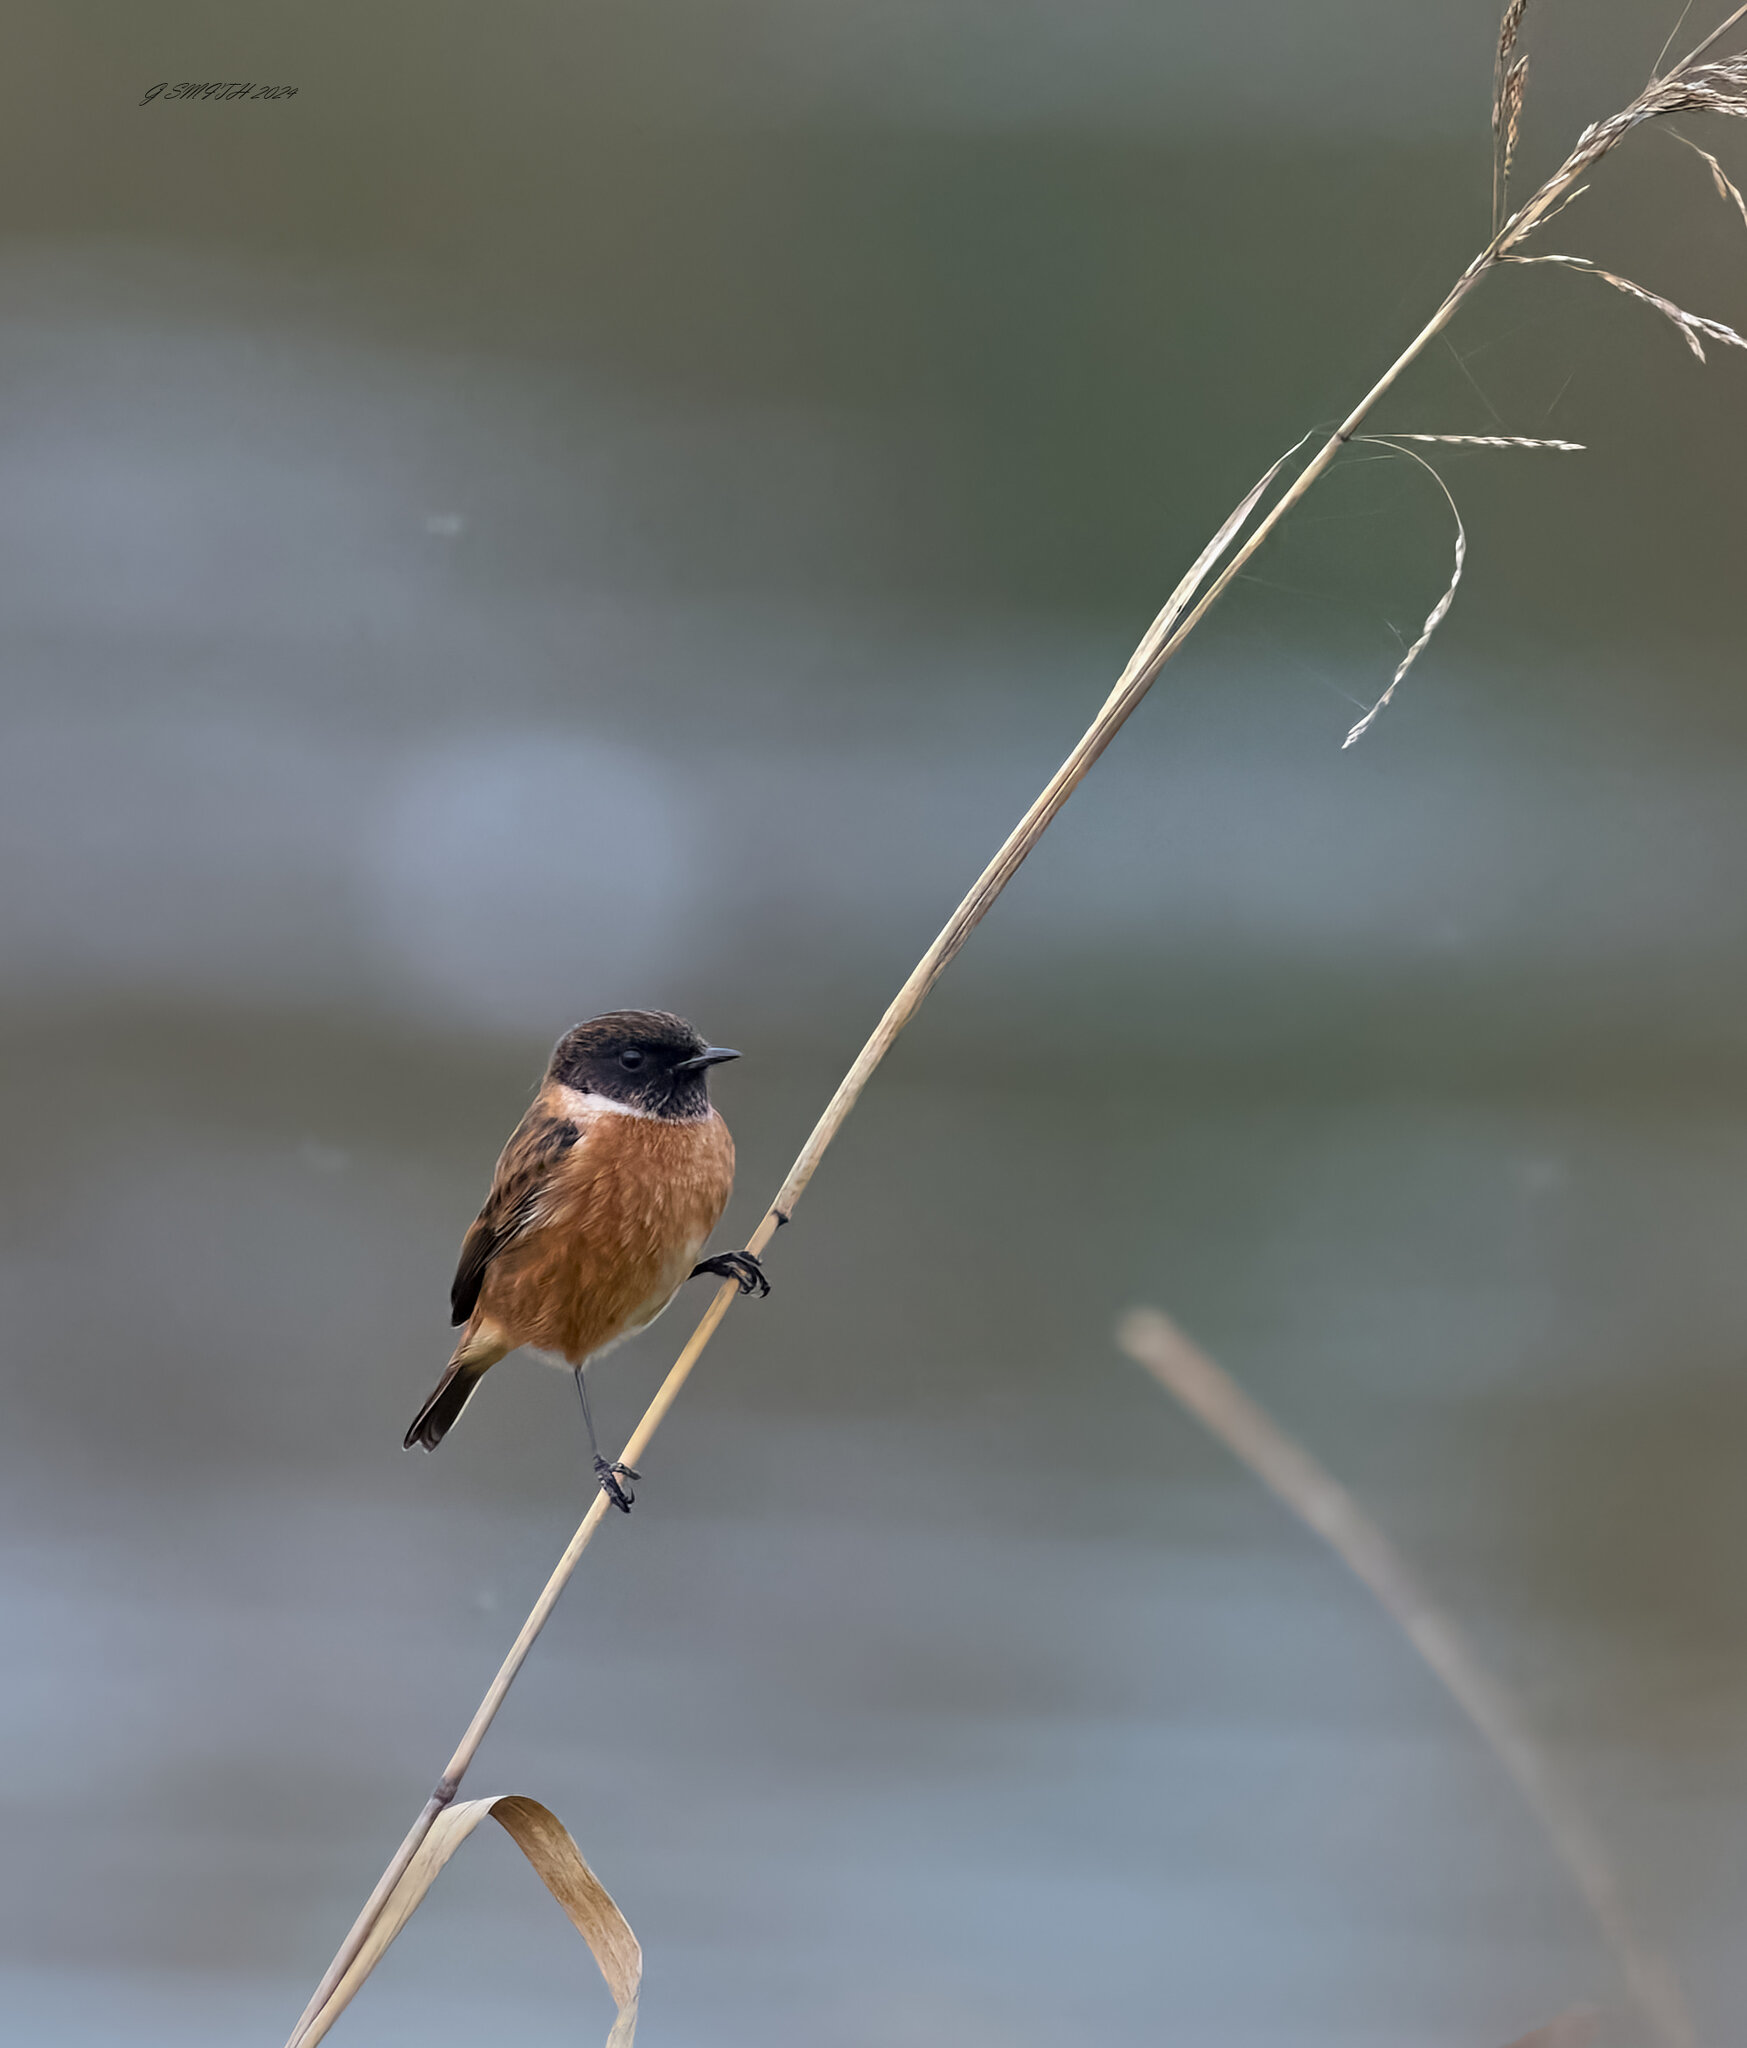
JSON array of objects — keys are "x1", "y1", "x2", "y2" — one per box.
[{"x1": 475, "y1": 1103, "x2": 735, "y2": 1364}]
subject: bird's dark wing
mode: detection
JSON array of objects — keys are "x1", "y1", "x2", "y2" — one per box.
[{"x1": 449, "y1": 1105, "x2": 582, "y2": 1325}]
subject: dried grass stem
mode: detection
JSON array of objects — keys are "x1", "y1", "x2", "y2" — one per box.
[
  {"x1": 1116, "y1": 1308, "x2": 1694, "y2": 2048},
  {"x1": 284, "y1": 14, "x2": 1747, "y2": 2040}
]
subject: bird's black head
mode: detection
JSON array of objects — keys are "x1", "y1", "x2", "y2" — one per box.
[{"x1": 546, "y1": 1010, "x2": 739, "y2": 1121}]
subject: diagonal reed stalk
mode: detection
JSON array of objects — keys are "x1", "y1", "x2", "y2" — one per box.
[
  {"x1": 284, "y1": 12, "x2": 1747, "y2": 2040},
  {"x1": 1116, "y1": 1308, "x2": 1693, "y2": 2048}
]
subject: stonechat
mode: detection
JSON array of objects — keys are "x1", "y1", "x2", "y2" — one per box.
[{"x1": 404, "y1": 1010, "x2": 767, "y2": 1507}]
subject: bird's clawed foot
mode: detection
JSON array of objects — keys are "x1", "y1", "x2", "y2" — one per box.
[
  {"x1": 691, "y1": 1250, "x2": 770, "y2": 1297},
  {"x1": 594, "y1": 1455, "x2": 640, "y2": 1514}
]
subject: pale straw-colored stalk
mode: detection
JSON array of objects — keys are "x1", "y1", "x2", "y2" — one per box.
[
  {"x1": 1116, "y1": 1308, "x2": 1693, "y2": 2048},
  {"x1": 284, "y1": 11, "x2": 1747, "y2": 2039}
]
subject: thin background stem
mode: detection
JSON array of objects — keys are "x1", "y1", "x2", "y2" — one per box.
[
  {"x1": 1116, "y1": 1308, "x2": 1693, "y2": 2048},
  {"x1": 1669, "y1": 0, "x2": 1747, "y2": 72}
]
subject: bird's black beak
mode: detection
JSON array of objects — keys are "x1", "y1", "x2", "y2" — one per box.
[{"x1": 676, "y1": 1046, "x2": 740, "y2": 1071}]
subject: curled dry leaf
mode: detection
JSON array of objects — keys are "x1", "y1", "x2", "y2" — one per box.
[
  {"x1": 297, "y1": 1794, "x2": 640, "y2": 2048},
  {"x1": 1342, "y1": 440, "x2": 1466, "y2": 748}
]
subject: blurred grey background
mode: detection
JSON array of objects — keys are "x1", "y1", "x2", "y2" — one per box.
[{"x1": 4, "y1": 2, "x2": 1747, "y2": 2043}]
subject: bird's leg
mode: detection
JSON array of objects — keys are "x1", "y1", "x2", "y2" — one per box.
[
  {"x1": 573, "y1": 1366, "x2": 638, "y2": 1513},
  {"x1": 690, "y1": 1249, "x2": 771, "y2": 1298}
]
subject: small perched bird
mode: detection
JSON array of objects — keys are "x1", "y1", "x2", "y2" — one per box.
[{"x1": 404, "y1": 1010, "x2": 767, "y2": 1507}]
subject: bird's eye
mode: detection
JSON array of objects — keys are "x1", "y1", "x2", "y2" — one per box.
[{"x1": 618, "y1": 1048, "x2": 645, "y2": 1071}]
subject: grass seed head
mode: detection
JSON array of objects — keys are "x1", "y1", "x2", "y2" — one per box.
[
  {"x1": 1503, "y1": 57, "x2": 1531, "y2": 192},
  {"x1": 1499, "y1": 0, "x2": 1530, "y2": 64}
]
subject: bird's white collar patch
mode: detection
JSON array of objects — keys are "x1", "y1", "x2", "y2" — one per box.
[{"x1": 554, "y1": 1084, "x2": 657, "y2": 1123}]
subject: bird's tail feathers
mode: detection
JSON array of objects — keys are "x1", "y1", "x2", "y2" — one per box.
[{"x1": 403, "y1": 1328, "x2": 509, "y2": 1453}]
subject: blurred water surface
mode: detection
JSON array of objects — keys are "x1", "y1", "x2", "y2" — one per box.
[{"x1": 5, "y1": 3, "x2": 1747, "y2": 2043}]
